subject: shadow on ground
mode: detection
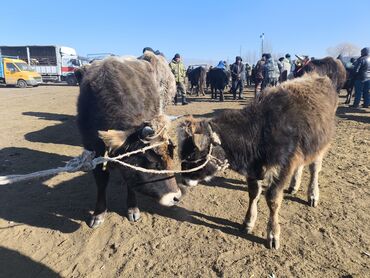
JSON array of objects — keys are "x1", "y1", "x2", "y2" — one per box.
[
  {"x1": 336, "y1": 106, "x2": 370, "y2": 124},
  {"x1": 23, "y1": 112, "x2": 82, "y2": 147},
  {"x1": 0, "y1": 247, "x2": 61, "y2": 278}
]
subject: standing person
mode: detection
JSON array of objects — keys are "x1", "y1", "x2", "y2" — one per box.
[
  {"x1": 262, "y1": 53, "x2": 280, "y2": 89},
  {"x1": 351, "y1": 47, "x2": 370, "y2": 108},
  {"x1": 285, "y1": 53, "x2": 292, "y2": 67},
  {"x1": 169, "y1": 53, "x2": 188, "y2": 105},
  {"x1": 278, "y1": 56, "x2": 291, "y2": 83},
  {"x1": 215, "y1": 60, "x2": 227, "y2": 70},
  {"x1": 251, "y1": 64, "x2": 256, "y2": 86},
  {"x1": 245, "y1": 63, "x2": 252, "y2": 86},
  {"x1": 254, "y1": 54, "x2": 266, "y2": 97},
  {"x1": 230, "y1": 56, "x2": 245, "y2": 100}
]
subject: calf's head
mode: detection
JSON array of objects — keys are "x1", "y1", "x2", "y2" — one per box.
[
  {"x1": 178, "y1": 118, "x2": 227, "y2": 186},
  {"x1": 99, "y1": 115, "x2": 181, "y2": 206}
]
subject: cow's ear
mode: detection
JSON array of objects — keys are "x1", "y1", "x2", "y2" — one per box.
[
  {"x1": 98, "y1": 129, "x2": 134, "y2": 152},
  {"x1": 74, "y1": 65, "x2": 89, "y2": 84},
  {"x1": 193, "y1": 134, "x2": 209, "y2": 151}
]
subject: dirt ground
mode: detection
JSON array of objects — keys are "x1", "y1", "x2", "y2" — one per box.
[{"x1": 0, "y1": 85, "x2": 369, "y2": 278}]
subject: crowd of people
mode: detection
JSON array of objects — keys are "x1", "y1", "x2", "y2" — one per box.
[
  {"x1": 339, "y1": 47, "x2": 370, "y2": 108},
  {"x1": 142, "y1": 46, "x2": 370, "y2": 108}
]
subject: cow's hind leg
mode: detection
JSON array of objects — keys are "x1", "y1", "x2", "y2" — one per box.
[
  {"x1": 127, "y1": 187, "x2": 141, "y2": 222},
  {"x1": 345, "y1": 87, "x2": 354, "y2": 104},
  {"x1": 243, "y1": 178, "x2": 262, "y2": 233},
  {"x1": 89, "y1": 165, "x2": 110, "y2": 228},
  {"x1": 287, "y1": 165, "x2": 304, "y2": 194},
  {"x1": 307, "y1": 154, "x2": 323, "y2": 207},
  {"x1": 266, "y1": 163, "x2": 295, "y2": 249},
  {"x1": 219, "y1": 90, "x2": 224, "y2": 102}
]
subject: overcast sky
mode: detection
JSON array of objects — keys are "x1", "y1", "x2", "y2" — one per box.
[{"x1": 1, "y1": 0, "x2": 369, "y2": 65}]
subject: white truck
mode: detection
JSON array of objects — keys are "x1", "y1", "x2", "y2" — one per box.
[{"x1": 0, "y1": 45, "x2": 83, "y2": 85}]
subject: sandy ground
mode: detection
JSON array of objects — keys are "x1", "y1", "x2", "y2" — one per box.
[{"x1": 0, "y1": 85, "x2": 369, "y2": 278}]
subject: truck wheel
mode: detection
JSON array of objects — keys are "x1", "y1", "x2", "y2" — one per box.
[
  {"x1": 17, "y1": 79, "x2": 28, "y2": 88},
  {"x1": 66, "y1": 75, "x2": 77, "y2": 86}
]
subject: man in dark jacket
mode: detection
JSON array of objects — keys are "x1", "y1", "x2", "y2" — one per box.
[
  {"x1": 230, "y1": 56, "x2": 245, "y2": 100},
  {"x1": 351, "y1": 47, "x2": 370, "y2": 108},
  {"x1": 254, "y1": 54, "x2": 266, "y2": 97}
]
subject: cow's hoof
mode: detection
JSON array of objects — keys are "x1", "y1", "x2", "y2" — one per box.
[
  {"x1": 242, "y1": 222, "x2": 254, "y2": 234},
  {"x1": 88, "y1": 211, "x2": 106, "y2": 228},
  {"x1": 287, "y1": 187, "x2": 298, "y2": 195},
  {"x1": 308, "y1": 197, "x2": 318, "y2": 207},
  {"x1": 128, "y1": 207, "x2": 141, "y2": 222},
  {"x1": 245, "y1": 225, "x2": 254, "y2": 234},
  {"x1": 268, "y1": 235, "x2": 280, "y2": 250}
]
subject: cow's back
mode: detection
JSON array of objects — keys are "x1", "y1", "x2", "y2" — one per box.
[
  {"x1": 259, "y1": 74, "x2": 338, "y2": 161},
  {"x1": 209, "y1": 68, "x2": 229, "y2": 90},
  {"x1": 77, "y1": 57, "x2": 160, "y2": 149}
]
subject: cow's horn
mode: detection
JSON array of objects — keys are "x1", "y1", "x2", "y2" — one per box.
[
  {"x1": 168, "y1": 115, "x2": 184, "y2": 121},
  {"x1": 141, "y1": 126, "x2": 155, "y2": 138}
]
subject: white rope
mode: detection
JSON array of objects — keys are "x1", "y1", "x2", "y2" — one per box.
[{"x1": 0, "y1": 142, "x2": 227, "y2": 186}]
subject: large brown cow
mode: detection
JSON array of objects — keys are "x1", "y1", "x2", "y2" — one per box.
[
  {"x1": 294, "y1": 56, "x2": 346, "y2": 92},
  {"x1": 177, "y1": 73, "x2": 338, "y2": 249},
  {"x1": 76, "y1": 51, "x2": 181, "y2": 228}
]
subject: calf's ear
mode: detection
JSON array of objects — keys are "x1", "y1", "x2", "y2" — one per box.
[
  {"x1": 193, "y1": 134, "x2": 209, "y2": 151},
  {"x1": 98, "y1": 129, "x2": 134, "y2": 152}
]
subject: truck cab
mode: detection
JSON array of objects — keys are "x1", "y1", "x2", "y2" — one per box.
[{"x1": 0, "y1": 56, "x2": 43, "y2": 87}]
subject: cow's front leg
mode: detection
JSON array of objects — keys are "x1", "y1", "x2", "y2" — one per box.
[
  {"x1": 243, "y1": 178, "x2": 262, "y2": 233},
  {"x1": 89, "y1": 165, "x2": 110, "y2": 228},
  {"x1": 266, "y1": 164, "x2": 294, "y2": 249},
  {"x1": 127, "y1": 187, "x2": 140, "y2": 222}
]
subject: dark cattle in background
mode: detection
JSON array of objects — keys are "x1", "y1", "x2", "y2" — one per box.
[
  {"x1": 295, "y1": 56, "x2": 346, "y2": 92},
  {"x1": 178, "y1": 73, "x2": 338, "y2": 249},
  {"x1": 186, "y1": 66, "x2": 207, "y2": 96},
  {"x1": 343, "y1": 68, "x2": 356, "y2": 104},
  {"x1": 76, "y1": 51, "x2": 181, "y2": 228},
  {"x1": 206, "y1": 68, "x2": 230, "y2": 101}
]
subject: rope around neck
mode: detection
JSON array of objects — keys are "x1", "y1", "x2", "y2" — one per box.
[{"x1": 0, "y1": 141, "x2": 228, "y2": 185}]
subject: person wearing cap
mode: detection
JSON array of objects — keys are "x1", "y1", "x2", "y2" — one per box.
[
  {"x1": 169, "y1": 53, "x2": 188, "y2": 105},
  {"x1": 230, "y1": 56, "x2": 245, "y2": 100},
  {"x1": 138, "y1": 47, "x2": 164, "y2": 59},
  {"x1": 351, "y1": 47, "x2": 370, "y2": 108}
]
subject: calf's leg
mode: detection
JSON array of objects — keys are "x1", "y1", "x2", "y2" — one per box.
[
  {"x1": 307, "y1": 154, "x2": 323, "y2": 207},
  {"x1": 287, "y1": 165, "x2": 304, "y2": 194},
  {"x1": 266, "y1": 164, "x2": 295, "y2": 249},
  {"x1": 89, "y1": 165, "x2": 110, "y2": 228},
  {"x1": 127, "y1": 187, "x2": 141, "y2": 222},
  {"x1": 243, "y1": 178, "x2": 262, "y2": 233}
]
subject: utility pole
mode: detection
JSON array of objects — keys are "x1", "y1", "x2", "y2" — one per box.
[{"x1": 260, "y1": 33, "x2": 264, "y2": 56}]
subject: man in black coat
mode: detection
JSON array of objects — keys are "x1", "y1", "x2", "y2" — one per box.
[
  {"x1": 230, "y1": 56, "x2": 245, "y2": 100},
  {"x1": 352, "y1": 47, "x2": 370, "y2": 108}
]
